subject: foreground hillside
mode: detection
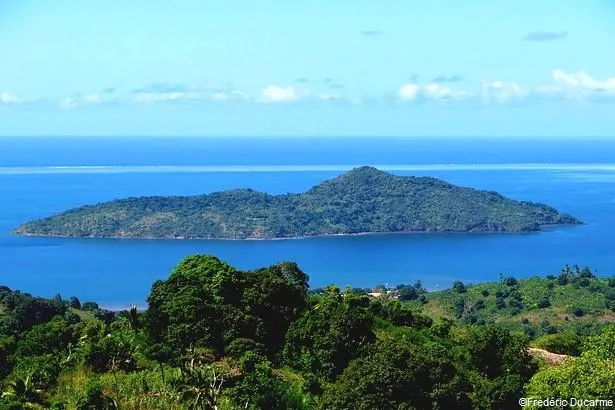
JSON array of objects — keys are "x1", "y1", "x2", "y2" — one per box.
[
  {"x1": 1, "y1": 256, "x2": 614, "y2": 409},
  {"x1": 397, "y1": 265, "x2": 615, "y2": 352},
  {"x1": 15, "y1": 167, "x2": 580, "y2": 239}
]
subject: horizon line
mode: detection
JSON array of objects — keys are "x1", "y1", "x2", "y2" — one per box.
[
  {"x1": 2, "y1": 163, "x2": 615, "y2": 175},
  {"x1": 1, "y1": 135, "x2": 615, "y2": 139}
]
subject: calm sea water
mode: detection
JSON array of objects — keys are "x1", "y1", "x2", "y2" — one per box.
[{"x1": 1, "y1": 137, "x2": 615, "y2": 308}]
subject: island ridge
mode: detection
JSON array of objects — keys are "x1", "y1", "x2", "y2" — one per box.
[{"x1": 15, "y1": 166, "x2": 581, "y2": 240}]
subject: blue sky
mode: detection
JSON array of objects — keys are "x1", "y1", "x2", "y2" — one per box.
[{"x1": 1, "y1": 0, "x2": 614, "y2": 137}]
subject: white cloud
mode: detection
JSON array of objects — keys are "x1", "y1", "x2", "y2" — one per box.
[
  {"x1": 398, "y1": 83, "x2": 468, "y2": 102},
  {"x1": 0, "y1": 92, "x2": 20, "y2": 104},
  {"x1": 398, "y1": 71, "x2": 615, "y2": 105},
  {"x1": 479, "y1": 71, "x2": 615, "y2": 104},
  {"x1": 258, "y1": 86, "x2": 354, "y2": 104},
  {"x1": 29, "y1": 70, "x2": 615, "y2": 109},
  {"x1": 481, "y1": 81, "x2": 528, "y2": 103},
  {"x1": 135, "y1": 83, "x2": 352, "y2": 105},
  {"x1": 132, "y1": 81, "x2": 250, "y2": 104},
  {"x1": 82, "y1": 94, "x2": 104, "y2": 104},
  {"x1": 550, "y1": 69, "x2": 615, "y2": 100},
  {"x1": 210, "y1": 90, "x2": 250, "y2": 102},
  {"x1": 133, "y1": 91, "x2": 199, "y2": 103},
  {"x1": 349, "y1": 97, "x2": 363, "y2": 105},
  {"x1": 553, "y1": 69, "x2": 615, "y2": 91},
  {"x1": 260, "y1": 85, "x2": 302, "y2": 103},
  {"x1": 60, "y1": 97, "x2": 78, "y2": 109},
  {"x1": 482, "y1": 71, "x2": 615, "y2": 104},
  {"x1": 398, "y1": 84, "x2": 420, "y2": 101},
  {"x1": 211, "y1": 92, "x2": 232, "y2": 102},
  {"x1": 316, "y1": 93, "x2": 342, "y2": 102},
  {"x1": 60, "y1": 92, "x2": 113, "y2": 108},
  {"x1": 423, "y1": 83, "x2": 469, "y2": 100}
]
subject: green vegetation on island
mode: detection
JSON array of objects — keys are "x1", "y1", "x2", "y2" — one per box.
[
  {"x1": 1, "y1": 256, "x2": 614, "y2": 409},
  {"x1": 15, "y1": 167, "x2": 581, "y2": 239}
]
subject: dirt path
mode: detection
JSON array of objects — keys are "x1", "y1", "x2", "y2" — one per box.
[{"x1": 528, "y1": 348, "x2": 570, "y2": 366}]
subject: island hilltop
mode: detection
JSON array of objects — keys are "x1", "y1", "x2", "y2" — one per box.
[{"x1": 15, "y1": 166, "x2": 581, "y2": 240}]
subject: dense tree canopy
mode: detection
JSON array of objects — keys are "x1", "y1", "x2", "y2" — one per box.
[
  {"x1": 0, "y1": 256, "x2": 613, "y2": 409},
  {"x1": 320, "y1": 336, "x2": 472, "y2": 409},
  {"x1": 282, "y1": 286, "x2": 376, "y2": 381},
  {"x1": 147, "y1": 255, "x2": 308, "y2": 356}
]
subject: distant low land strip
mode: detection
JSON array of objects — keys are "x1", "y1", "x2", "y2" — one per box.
[{"x1": 2, "y1": 163, "x2": 615, "y2": 174}]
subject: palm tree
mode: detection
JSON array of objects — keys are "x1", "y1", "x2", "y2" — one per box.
[
  {"x1": 1, "y1": 375, "x2": 43, "y2": 409},
  {"x1": 118, "y1": 304, "x2": 140, "y2": 331},
  {"x1": 147, "y1": 343, "x2": 172, "y2": 384},
  {"x1": 174, "y1": 351, "x2": 226, "y2": 410},
  {"x1": 176, "y1": 366, "x2": 226, "y2": 410}
]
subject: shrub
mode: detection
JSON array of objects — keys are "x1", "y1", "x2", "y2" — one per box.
[
  {"x1": 533, "y1": 332, "x2": 582, "y2": 356},
  {"x1": 81, "y1": 302, "x2": 99, "y2": 311},
  {"x1": 68, "y1": 297, "x2": 81, "y2": 310},
  {"x1": 452, "y1": 281, "x2": 467, "y2": 293},
  {"x1": 541, "y1": 320, "x2": 557, "y2": 335},
  {"x1": 225, "y1": 338, "x2": 265, "y2": 359},
  {"x1": 397, "y1": 286, "x2": 419, "y2": 301},
  {"x1": 537, "y1": 298, "x2": 551, "y2": 308},
  {"x1": 495, "y1": 297, "x2": 506, "y2": 310}
]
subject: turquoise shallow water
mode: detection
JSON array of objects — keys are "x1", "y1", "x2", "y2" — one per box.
[{"x1": 1, "y1": 137, "x2": 614, "y2": 308}]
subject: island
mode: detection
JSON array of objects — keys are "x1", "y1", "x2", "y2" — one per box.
[{"x1": 14, "y1": 166, "x2": 581, "y2": 239}]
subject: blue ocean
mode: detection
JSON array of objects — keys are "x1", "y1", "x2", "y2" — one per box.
[{"x1": 1, "y1": 137, "x2": 615, "y2": 309}]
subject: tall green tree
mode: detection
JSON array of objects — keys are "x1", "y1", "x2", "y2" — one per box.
[
  {"x1": 460, "y1": 325, "x2": 538, "y2": 409},
  {"x1": 146, "y1": 255, "x2": 308, "y2": 357},
  {"x1": 320, "y1": 337, "x2": 472, "y2": 409},
  {"x1": 283, "y1": 287, "x2": 375, "y2": 380}
]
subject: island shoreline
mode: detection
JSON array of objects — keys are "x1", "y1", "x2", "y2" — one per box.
[{"x1": 13, "y1": 222, "x2": 581, "y2": 242}]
